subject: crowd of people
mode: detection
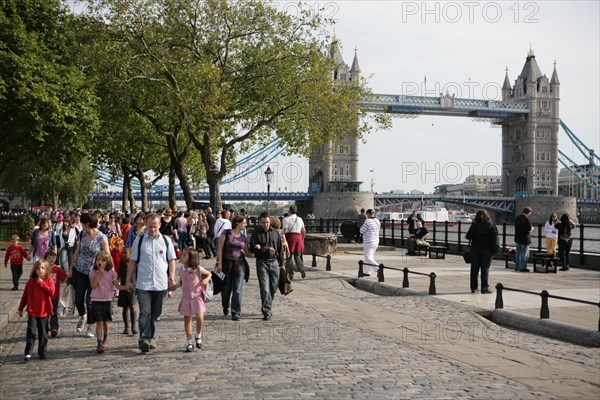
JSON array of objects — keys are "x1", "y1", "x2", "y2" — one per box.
[
  {"x1": 356, "y1": 207, "x2": 577, "y2": 294},
  {"x1": 8, "y1": 205, "x2": 309, "y2": 360},
  {"x1": 7, "y1": 203, "x2": 578, "y2": 359}
]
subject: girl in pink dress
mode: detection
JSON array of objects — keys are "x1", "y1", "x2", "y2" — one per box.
[{"x1": 172, "y1": 248, "x2": 211, "y2": 352}]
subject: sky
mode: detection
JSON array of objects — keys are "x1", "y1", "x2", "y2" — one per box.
[{"x1": 220, "y1": 0, "x2": 600, "y2": 195}]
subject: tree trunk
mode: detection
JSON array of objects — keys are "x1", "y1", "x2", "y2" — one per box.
[
  {"x1": 121, "y1": 168, "x2": 131, "y2": 212},
  {"x1": 207, "y1": 172, "x2": 222, "y2": 211},
  {"x1": 172, "y1": 159, "x2": 193, "y2": 210},
  {"x1": 168, "y1": 165, "x2": 176, "y2": 210},
  {"x1": 137, "y1": 171, "x2": 148, "y2": 212},
  {"x1": 128, "y1": 186, "x2": 135, "y2": 214}
]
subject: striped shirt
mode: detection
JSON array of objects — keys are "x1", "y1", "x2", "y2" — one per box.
[{"x1": 360, "y1": 218, "x2": 381, "y2": 244}]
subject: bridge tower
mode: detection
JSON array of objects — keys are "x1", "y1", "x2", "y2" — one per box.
[
  {"x1": 304, "y1": 38, "x2": 374, "y2": 218},
  {"x1": 501, "y1": 49, "x2": 560, "y2": 197}
]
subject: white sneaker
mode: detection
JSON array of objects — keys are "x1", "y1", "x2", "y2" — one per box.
[
  {"x1": 84, "y1": 327, "x2": 95, "y2": 338},
  {"x1": 76, "y1": 316, "x2": 85, "y2": 332}
]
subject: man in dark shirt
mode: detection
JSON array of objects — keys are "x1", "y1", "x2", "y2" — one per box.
[
  {"x1": 206, "y1": 207, "x2": 217, "y2": 257},
  {"x1": 249, "y1": 212, "x2": 283, "y2": 321},
  {"x1": 412, "y1": 221, "x2": 430, "y2": 246},
  {"x1": 514, "y1": 207, "x2": 533, "y2": 272}
]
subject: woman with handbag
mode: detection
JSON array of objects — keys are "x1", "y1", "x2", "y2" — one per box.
[
  {"x1": 555, "y1": 213, "x2": 575, "y2": 271},
  {"x1": 216, "y1": 217, "x2": 250, "y2": 321},
  {"x1": 465, "y1": 210, "x2": 499, "y2": 294}
]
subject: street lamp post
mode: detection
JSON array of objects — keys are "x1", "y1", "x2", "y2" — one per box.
[
  {"x1": 210, "y1": 164, "x2": 220, "y2": 211},
  {"x1": 264, "y1": 166, "x2": 274, "y2": 214}
]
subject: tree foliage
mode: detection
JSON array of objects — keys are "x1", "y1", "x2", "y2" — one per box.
[
  {"x1": 84, "y1": 0, "x2": 389, "y2": 209},
  {"x1": 0, "y1": 0, "x2": 99, "y2": 180}
]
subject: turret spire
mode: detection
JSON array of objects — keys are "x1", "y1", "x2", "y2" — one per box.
[
  {"x1": 350, "y1": 46, "x2": 361, "y2": 74},
  {"x1": 550, "y1": 60, "x2": 560, "y2": 85},
  {"x1": 502, "y1": 67, "x2": 511, "y2": 90}
]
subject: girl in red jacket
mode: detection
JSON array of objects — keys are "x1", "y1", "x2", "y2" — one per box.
[{"x1": 18, "y1": 259, "x2": 55, "y2": 361}]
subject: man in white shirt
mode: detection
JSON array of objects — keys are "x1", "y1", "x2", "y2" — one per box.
[
  {"x1": 282, "y1": 205, "x2": 306, "y2": 279},
  {"x1": 359, "y1": 209, "x2": 381, "y2": 276},
  {"x1": 126, "y1": 213, "x2": 176, "y2": 353},
  {"x1": 213, "y1": 209, "x2": 232, "y2": 250}
]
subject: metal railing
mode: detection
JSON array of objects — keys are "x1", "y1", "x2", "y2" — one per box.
[
  {"x1": 303, "y1": 218, "x2": 600, "y2": 257},
  {"x1": 311, "y1": 253, "x2": 332, "y2": 271},
  {"x1": 495, "y1": 283, "x2": 600, "y2": 331},
  {"x1": 357, "y1": 261, "x2": 437, "y2": 295}
]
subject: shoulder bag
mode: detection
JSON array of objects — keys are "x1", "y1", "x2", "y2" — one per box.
[{"x1": 462, "y1": 240, "x2": 472, "y2": 264}]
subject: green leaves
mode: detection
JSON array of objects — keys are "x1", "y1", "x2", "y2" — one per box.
[{"x1": 0, "y1": 0, "x2": 99, "y2": 182}]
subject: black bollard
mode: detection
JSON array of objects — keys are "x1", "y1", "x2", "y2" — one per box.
[
  {"x1": 428, "y1": 272, "x2": 436, "y2": 295},
  {"x1": 495, "y1": 283, "x2": 504, "y2": 309},
  {"x1": 358, "y1": 261, "x2": 364, "y2": 278},
  {"x1": 378, "y1": 264, "x2": 384, "y2": 283},
  {"x1": 402, "y1": 267, "x2": 409, "y2": 288},
  {"x1": 312, "y1": 254, "x2": 317, "y2": 268},
  {"x1": 326, "y1": 255, "x2": 331, "y2": 271},
  {"x1": 540, "y1": 290, "x2": 550, "y2": 319}
]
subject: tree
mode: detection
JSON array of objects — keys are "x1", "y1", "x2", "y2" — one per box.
[
  {"x1": 0, "y1": 0, "x2": 99, "y2": 183},
  {"x1": 85, "y1": 0, "x2": 389, "y2": 209}
]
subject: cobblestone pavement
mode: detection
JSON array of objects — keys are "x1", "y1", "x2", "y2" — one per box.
[{"x1": 1, "y1": 259, "x2": 598, "y2": 399}]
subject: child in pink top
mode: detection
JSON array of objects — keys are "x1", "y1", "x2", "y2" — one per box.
[
  {"x1": 171, "y1": 248, "x2": 211, "y2": 352},
  {"x1": 89, "y1": 251, "x2": 127, "y2": 353}
]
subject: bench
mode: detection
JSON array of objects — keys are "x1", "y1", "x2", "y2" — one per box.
[
  {"x1": 417, "y1": 244, "x2": 429, "y2": 257},
  {"x1": 504, "y1": 253, "x2": 515, "y2": 269},
  {"x1": 531, "y1": 252, "x2": 559, "y2": 273},
  {"x1": 428, "y1": 245, "x2": 447, "y2": 259}
]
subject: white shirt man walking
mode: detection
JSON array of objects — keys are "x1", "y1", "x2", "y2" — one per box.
[
  {"x1": 126, "y1": 214, "x2": 176, "y2": 353},
  {"x1": 360, "y1": 209, "x2": 381, "y2": 276}
]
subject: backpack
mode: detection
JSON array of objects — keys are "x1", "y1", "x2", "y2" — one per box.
[{"x1": 134, "y1": 233, "x2": 171, "y2": 263}]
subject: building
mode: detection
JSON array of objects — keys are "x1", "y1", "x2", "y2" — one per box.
[
  {"x1": 308, "y1": 37, "x2": 361, "y2": 194},
  {"x1": 501, "y1": 49, "x2": 560, "y2": 197},
  {"x1": 463, "y1": 175, "x2": 502, "y2": 195}
]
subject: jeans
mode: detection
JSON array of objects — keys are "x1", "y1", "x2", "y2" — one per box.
[
  {"x1": 59, "y1": 246, "x2": 75, "y2": 273},
  {"x1": 470, "y1": 253, "x2": 493, "y2": 291},
  {"x1": 178, "y1": 231, "x2": 188, "y2": 250},
  {"x1": 50, "y1": 299, "x2": 60, "y2": 331},
  {"x1": 221, "y1": 258, "x2": 244, "y2": 317},
  {"x1": 515, "y1": 243, "x2": 530, "y2": 271},
  {"x1": 558, "y1": 239, "x2": 572, "y2": 269},
  {"x1": 256, "y1": 259, "x2": 280, "y2": 317},
  {"x1": 137, "y1": 289, "x2": 166, "y2": 345},
  {"x1": 73, "y1": 269, "x2": 94, "y2": 324},
  {"x1": 10, "y1": 264, "x2": 23, "y2": 289},
  {"x1": 25, "y1": 316, "x2": 48, "y2": 357},
  {"x1": 208, "y1": 236, "x2": 217, "y2": 256}
]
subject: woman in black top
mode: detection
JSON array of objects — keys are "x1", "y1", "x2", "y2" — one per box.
[
  {"x1": 555, "y1": 213, "x2": 575, "y2": 271},
  {"x1": 466, "y1": 210, "x2": 499, "y2": 294}
]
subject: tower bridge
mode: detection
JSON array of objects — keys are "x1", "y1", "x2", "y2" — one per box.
[{"x1": 82, "y1": 39, "x2": 597, "y2": 223}]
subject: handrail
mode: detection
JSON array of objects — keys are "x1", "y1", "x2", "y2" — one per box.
[
  {"x1": 495, "y1": 283, "x2": 600, "y2": 331},
  {"x1": 311, "y1": 253, "x2": 332, "y2": 271},
  {"x1": 357, "y1": 262, "x2": 436, "y2": 295}
]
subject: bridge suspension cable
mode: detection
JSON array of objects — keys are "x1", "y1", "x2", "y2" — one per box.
[
  {"x1": 558, "y1": 120, "x2": 599, "y2": 193},
  {"x1": 95, "y1": 140, "x2": 287, "y2": 192}
]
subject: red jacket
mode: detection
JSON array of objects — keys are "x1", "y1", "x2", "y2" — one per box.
[
  {"x1": 4, "y1": 244, "x2": 28, "y2": 266},
  {"x1": 50, "y1": 266, "x2": 67, "y2": 301},
  {"x1": 18, "y1": 277, "x2": 55, "y2": 317},
  {"x1": 111, "y1": 248, "x2": 123, "y2": 277}
]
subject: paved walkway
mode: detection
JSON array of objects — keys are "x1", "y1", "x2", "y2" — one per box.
[{"x1": 0, "y1": 246, "x2": 599, "y2": 399}]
